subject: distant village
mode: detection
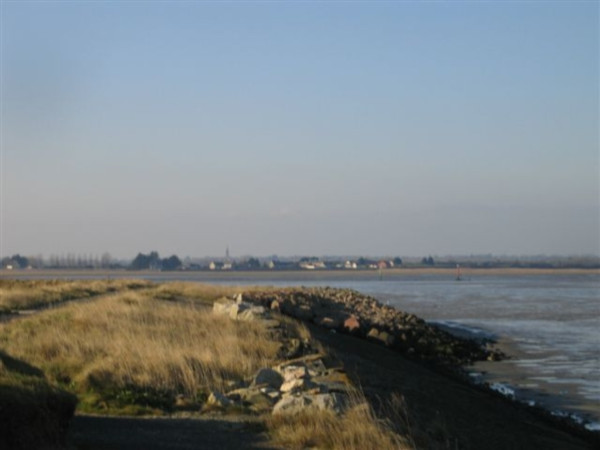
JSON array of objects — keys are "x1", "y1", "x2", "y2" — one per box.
[{"x1": 2, "y1": 251, "x2": 599, "y2": 271}]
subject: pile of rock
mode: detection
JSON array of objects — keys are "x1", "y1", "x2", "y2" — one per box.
[
  {"x1": 212, "y1": 294, "x2": 279, "y2": 327},
  {"x1": 210, "y1": 297, "x2": 353, "y2": 416},
  {"x1": 243, "y1": 287, "x2": 504, "y2": 366}
]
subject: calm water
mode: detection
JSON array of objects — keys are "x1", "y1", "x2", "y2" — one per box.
[{"x1": 6, "y1": 271, "x2": 600, "y2": 427}]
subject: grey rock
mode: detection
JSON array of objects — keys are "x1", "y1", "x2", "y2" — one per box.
[
  {"x1": 237, "y1": 305, "x2": 266, "y2": 321},
  {"x1": 252, "y1": 368, "x2": 284, "y2": 390},
  {"x1": 315, "y1": 315, "x2": 343, "y2": 329},
  {"x1": 212, "y1": 298, "x2": 235, "y2": 316},
  {"x1": 280, "y1": 378, "x2": 311, "y2": 393},
  {"x1": 312, "y1": 393, "x2": 347, "y2": 414},
  {"x1": 272, "y1": 393, "x2": 347, "y2": 415},
  {"x1": 305, "y1": 359, "x2": 327, "y2": 376},
  {"x1": 280, "y1": 364, "x2": 308, "y2": 382},
  {"x1": 272, "y1": 395, "x2": 313, "y2": 415}
]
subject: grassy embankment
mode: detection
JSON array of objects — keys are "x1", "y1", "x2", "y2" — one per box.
[
  {"x1": 0, "y1": 280, "x2": 409, "y2": 449},
  {"x1": 0, "y1": 279, "x2": 154, "y2": 313}
]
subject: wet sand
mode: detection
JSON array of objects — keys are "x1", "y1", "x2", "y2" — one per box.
[
  {"x1": 432, "y1": 322, "x2": 600, "y2": 429},
  {"x1": 469, "y1": 336, "x2": 600, "y2": 426},
  {"x1": 2, "y1": 267, "x2": 599, "y2": 282}
]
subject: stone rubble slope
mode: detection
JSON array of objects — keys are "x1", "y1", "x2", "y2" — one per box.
[
  {"x1": 241, "y1": 287, "x2": 504, "y2": 367},
  {"x1": 211, "y1": 296, "x2": 353, "y2": 416}
]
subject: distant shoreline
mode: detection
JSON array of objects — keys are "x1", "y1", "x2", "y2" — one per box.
[{"x1": 1, "y1": 267, "x2": 598, "y2": 279}]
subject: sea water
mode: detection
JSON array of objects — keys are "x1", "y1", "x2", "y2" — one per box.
[{"x1": 353, "y1": 274, "x2": 600, "y2": 430}]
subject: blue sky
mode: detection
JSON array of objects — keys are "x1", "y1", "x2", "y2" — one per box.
[{"x1": 1, "y1": 1, "x2": 598, "y2": 258}]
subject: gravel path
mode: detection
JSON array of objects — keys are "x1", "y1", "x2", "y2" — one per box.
[{"x1": 67, "y1": 415, "x2": 276, "y2": 450}]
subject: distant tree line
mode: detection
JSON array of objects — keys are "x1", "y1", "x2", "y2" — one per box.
[
  {"x1": 129, "y1": 252, "x2": 182, "y2": 271},
  {"x1": 1, "y1": 254, "x2": 32, "y2": 269},
  {"x1": 2, "y1": 252, "x2": 599, "y2": 271},
  {"x1": 1, "y1": 253, "x2": 114, "y2": 269},
  {"x1": 421, "y1": 256, "x2": 435, "y2": 266}
]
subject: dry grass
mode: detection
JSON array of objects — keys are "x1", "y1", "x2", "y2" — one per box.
[
  {"x1": 0, "y1": 279, "x2": 268, "y2": 312},
  {"x1": 0, "y1": 279, "x2": 413, "y2": 447},
  {"x1": 0, "y1": 290, "x2": 282, "y2": 414},
  {"x1": 266, "y1": 393, "x2": 412, "y2": 450},
  {"x1": 0, "y1": 279, "x2": 152, "y2": 312},
  {"x1": 146, "y1": 282, "x2": 267, "y2": 304}
]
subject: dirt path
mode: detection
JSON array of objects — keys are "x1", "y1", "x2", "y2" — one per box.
[
  {"x1": 67, "y1": 415, "x2": 276, "y2": 450},
  {"x1": 307, "y1": 323, "x2": 597, "y2": 450},
  {"x1": 0, "y1": 296, "x2": 102, "y2": 324}
]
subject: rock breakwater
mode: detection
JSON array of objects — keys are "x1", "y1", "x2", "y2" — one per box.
[{"x1": 243, "y1": 287, "x2": 503, "y2": 367}]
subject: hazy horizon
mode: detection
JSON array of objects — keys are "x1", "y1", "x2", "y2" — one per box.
[{"x1": 2, "y1": 1, "x2": 598, "y2": 259}]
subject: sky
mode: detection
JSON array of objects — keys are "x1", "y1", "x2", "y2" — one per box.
[{"x1": 1, "y1": 1, "x2": 598, "y2": 259}]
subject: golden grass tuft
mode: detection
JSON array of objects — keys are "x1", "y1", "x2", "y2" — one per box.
[
  {"x1": 0, "y1": 290, "x2": 282, "y2": 413},
  {"x1": 266, "y1": 394, "x2": 412, "y2": 450}
]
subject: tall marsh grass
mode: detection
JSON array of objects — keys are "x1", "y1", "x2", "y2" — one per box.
[
  {"x1": 0, "y1": 291, "x2": 281, "y2": 413},
  {"x1": 266, "y1": 396, "x2": 412, "y2": 450}
]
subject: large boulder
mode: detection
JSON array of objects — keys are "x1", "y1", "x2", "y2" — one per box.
[
  {"x1": 280, "y1": 364, "x2": 308, "y2": 382},
  {"x1": 236, "y1": 305, "x2": 266, "y2": 321},
  {"x1": 305, "y1": 358, "x2": 327, "y2": 377},
  {"x1": 252, "y1": 368, "x2": 283, "y2": 390},
  {"x1": 212, "y1": 297, "x2": 235, "y2": 316},
  {"x1": 227, "y1": 387, "x2": 277, "y2": 413},
  {"x1": 272, "y1": 395, "x2": 312, "y2": 415},
  {"x1": 213, "y1": 298, "x2": 268, "y2": 322},
  {"x1": 343, "y1": 315, "x2": 361, "y2": 334},
  {"x1": 367, "y1": 327, "x2": 395, "y2": 346},
  {"x1": 280, "y1": 378, "x2": 318, "y2": 394},
  {"x1": 272, "y1": 393, "x2": 347, "y2": 415},
  {"x1": 312, "y1": 393, "x2": 347, "y2": 414}
]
